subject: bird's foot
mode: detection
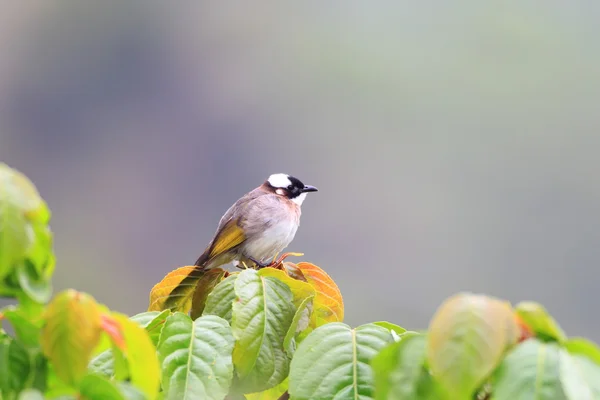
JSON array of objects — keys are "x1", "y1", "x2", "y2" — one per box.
[{"x1": 248, "y1": 256, "x2": 270, "y2": 269}]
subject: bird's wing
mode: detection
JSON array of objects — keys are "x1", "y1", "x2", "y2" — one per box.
[{"x1": 207, "y1": 217, "x2": 246, "y2": 258}]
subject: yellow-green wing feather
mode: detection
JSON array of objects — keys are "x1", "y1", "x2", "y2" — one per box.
[{"x1": 209, "y1": 218, "x2": 246, "y2": 258}]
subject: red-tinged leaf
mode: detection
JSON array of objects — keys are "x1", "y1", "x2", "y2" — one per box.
[
  {"x1": 40, "y1": 290, "x2": 103, "y2": 386},
  {"x1": 190, "y1": 268, "x2": 227, "y2": 320},
  {"x1": 148, "y1": 266, "x2": 204, "y2": 313},
  {"x1": 514, "y1": 314, "x2": 535, "y2": 343},
  {"x1": 284, "y1": 262, "x2": 344, "y2": 328},
  {"x1": 100, "y1": 314, "x2": 125, "y2": 351},
  {"x1": 111, "y1": 312, "x2": 160, "y2": 399}
]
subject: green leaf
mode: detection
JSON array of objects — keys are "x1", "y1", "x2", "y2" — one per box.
[
  {"x1": 0, "y1": 204, "x2": 27, "y2": 282},
  {"x1": 17, "y1": 389, "x2": 45, "y2": 400},
  {"x1": 116, "y1": 382, "x2": 147, "y2": 400},
  {"x1": 258, "y1": 268, "x2": 316, "y2": 353},
  {"x1": 245, "y1": 378, "x2": 288, "y2": 400},
  {"x1": 24, "y1": 221, "x2": 54, "y2": 279},
  {"x1": 158, "y1": 312, "x2": 233, "y2": 400},
  {"x1": 492, "y1": 339, "x2": 566, "y2": 400},
  {"x1": 0, "y1": 164, "x2": 52, "y2": 288},
  {"x1": 88, "y1": 349, "x2": 115, "y2": 377},
  {"x1": 515, "y1": 301, "x2": 567, "y2": 343},
  {"x1": 89, "y1": 310, "x2": 171, "y2": 378},
  {"x1": 289, "y1": 322, "x2": 394, "y2": 400},
  {"x1": 1, "y1": 306, "x2": 43, "y2": 347},
  {"x1": 110, "y1": 312, "x2": 161, "y2": 399},
  {"x1": 29, "y1": 351, "x2": 48, "y2": 393},
  {"x1": 231, "y1": 269, "x2": 297, "y2": 393},
  {"x1": 17, "y1": 262, "x2": 52, "y2": 304},
  {"x1": 157, "y1": 313, "x2": 234, "y2": 400},
  {"x1": 203, "y1": 274, "x2": 239, "y2": 322},
  {"x1": 427, "y1": 293, "x2": 518, "y2": 398},
  {"x1": 372, "y1": 334, "x2": 446, "y2": 400},
  {"x1": 565, "y1": 337, "x2": 600, "y2": 365},
  {"x1": 372, "y1": 322, "x2": 407, "y2": 342},
  {"x1": 568, "y1": 352, "x2": 600, "y2": 398},
  {"x1": 558, "y1": 348, "x2": 595, "y2": 400},
  {"x1": 130, "y1": 309, "x2": 171, "y2": 344},
  {"x1": 0, "y1": 333, "x2": 31, "y2": 397},
  {"x1": 40, "y1": 290, "x2": 103, "y2": 386},
  {"x1": 79, "y1": 374, "x2": 125, "y2": 400}
]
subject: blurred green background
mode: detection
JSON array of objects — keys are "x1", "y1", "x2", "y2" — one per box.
[{"x1": 1, "y1": 2, "x2": 599, "y2": 339}]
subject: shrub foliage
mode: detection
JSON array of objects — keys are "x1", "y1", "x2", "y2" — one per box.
[{"x1": 1, "y1": 162, "x2": 600, "y2": 400}]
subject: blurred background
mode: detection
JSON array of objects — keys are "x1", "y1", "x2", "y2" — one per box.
[{"x1": 1, "y1": 2, "x2": 599, "y2": 339}]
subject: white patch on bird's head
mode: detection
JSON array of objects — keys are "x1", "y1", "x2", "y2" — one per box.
[
  {"x1": 268, "y1": 173, "x2": 292, "y2": 188},
  {"x1": 292, "y1": 192, "x2": 307, "y2": 205}
]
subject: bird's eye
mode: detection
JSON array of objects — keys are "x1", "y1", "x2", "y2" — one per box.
[{"x1": 287, "y1": 185, "x2": 293, "y2": 190}]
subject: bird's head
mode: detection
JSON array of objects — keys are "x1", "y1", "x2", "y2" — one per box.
[{"x1": 266, "y1": 173, "x2": 318, "y2": 205}]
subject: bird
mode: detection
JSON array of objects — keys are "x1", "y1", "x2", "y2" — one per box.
[
  {"x1": 163, "y1": 173, "x2": 318, "y2": 310},
  {"x1": 163, "y1": 173, "x2": 317, "y2": 311},
  {"x1": 192, "y1": 173, "x2": 318, "y2": 271}
]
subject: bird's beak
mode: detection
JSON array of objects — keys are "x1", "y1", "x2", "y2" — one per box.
[{"x1": 302, "y1": 185, "x2": 318, "y2": 193}]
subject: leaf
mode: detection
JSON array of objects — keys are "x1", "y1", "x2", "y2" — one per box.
[
  {"x1": 427, "y1": 293, "x2": 518, "y2": 398},
  {"x1": 372, "y1": 334, "x2": 445, "y2": 400},
  {"x1": 492, "y1": 339, "x2": 566, "y2": 400},
  {"x1": 231, "y1": 269, "x2": 297, "y2": 394},
  {"x1": 558, "y1": 348, "x2": 595, "y2": 400},
  {"x1": 1, "y1": 305, "x2": 43, "y2": 347},
  {"x1": 89, "y1": 310, "x2": 171, "y2": 377},
  {"x1": 0, "y1": 167, "x2": 31, "y2": 281},
  {"x1": 79, "y1": 374, "x2": 125, "y2": 400},
  {"x1": 24, "y1": 221, "x2": 54, "y2": 279},
  {"x1": 40, "y1": 290, "x2": 103, "y2": 386},
  {"x1": 245, "y1": 378, "x2": 288, "y2": 400},
  {"x1": 148, "y1": 266, "x2": 204, "y2": 313},
  {"x1": 101, "y1": 314, "x2": 126, "y2": 350},
  {"x1": 565, "y1": 337, "x2": 600, "y2": 365},
  {"x1": 116, "y1": 382, "x2": 147, "y2": 400},
  {"x1": 110, "y1": 312, "x2": 161, "y2": 399},
  {"x1": 157, "y1": 313, "x2": 234, "y2": 400},
  {"x1": 568, "y1": 352, "x2": 600, "y2": 398},
  {"x1": 0, "y1": 333, "x2": 31, "y2": 397},
  {"x1": 289, "y1": 322, "x2": 394, "y2": 400},
  {"x1": 372, "y1": 322, "x2": 407, "y2": 342},
  {"x1": 258, "y1": 268, "x2": 316, "y2": 351},
  {"x1": 89, "y1": 349, "x2": 115, "y2": 378},
  {"x1": 130, "y1": 309, "x2": 171, "y2": 344},
  {"x1": 515, "y1": 301, "x2": 567, "y2": 343},
  {"x1": 0, "y1": 164, "x2": 53, "y2": 288},
  {"x1": 17, "y1": 389, "x2": 45, "y2": 400},
  {"x1": 203, "y1": 274, "x2": 239, "y2": 322},
  {"x1": 285, "y1": 262, "x2": 344, "y2": 329},
  {"x1": 191, "y1": 268, "x2": 227, "y2": 319},
  {"x1": 17, "y1": 261, "x2": 52, "y2": 304}
]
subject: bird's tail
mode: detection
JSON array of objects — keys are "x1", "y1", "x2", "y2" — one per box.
[
  {"x1": 162, "y1": 249, "x2": 211, "y2": 311},
  {"x1": 194, "y1": 248, "x2": 210, "y2": 267}
]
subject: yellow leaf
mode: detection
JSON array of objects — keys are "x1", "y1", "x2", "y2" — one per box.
[
  {"x1": 40, "y1": 290, "x2": 102, "y2": 386},
  {"x1": 148, "y1": 266, "x2": 203, "y2": 313},
  {"x1": 111, "y1": 312, "x2": 161, "y2": 399},
  {"x1": 427, "y1": 293, "x2": 518, "y2": 398},
  {"x1": 190, "y1": 268, "x2": 227, "y2": 320},
  {"x1": 246, "y1": 378, "x2": 288, "y2": 400}
]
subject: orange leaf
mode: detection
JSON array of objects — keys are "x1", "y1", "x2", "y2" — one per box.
[
  {"x1": 100, "y1": 313, "x2": 125, "y2": 350},
  {"x1": 148, "y1": 266, "x2": 204, "y2": 313},
  {"x1": 190, "y1": 268, "x2": 227, "y2": 320},
  {"x1": 284, "y1": 262, "x2": 344, "y2": 328}
]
